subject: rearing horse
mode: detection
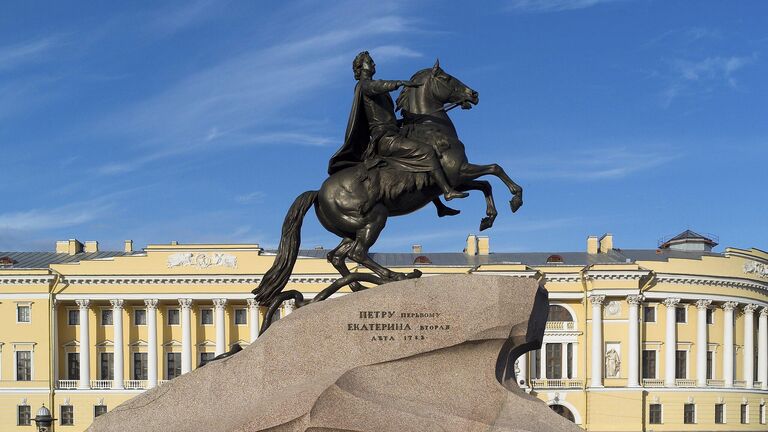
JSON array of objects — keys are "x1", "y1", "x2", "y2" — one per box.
[{"x1": 253, "y1": 60, "x2": 523, "y2": 332}]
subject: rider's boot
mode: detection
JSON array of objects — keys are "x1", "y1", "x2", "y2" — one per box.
[{"x1": 432, "y1": 169, "x2": 468, "y2": 201}]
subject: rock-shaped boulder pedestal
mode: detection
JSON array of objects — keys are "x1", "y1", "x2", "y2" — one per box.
[{"x1": 88, "y1": 275, "x2": 583, "y2": 432}]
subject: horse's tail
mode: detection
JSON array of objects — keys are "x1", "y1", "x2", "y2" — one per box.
[{"x1": 252, "y1": 190, "x2": 318, "y2": 305}]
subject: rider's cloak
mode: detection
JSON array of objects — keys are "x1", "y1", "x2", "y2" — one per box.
[{"x1": 327, "y1": 82, "x2": 372, "y2": 175}]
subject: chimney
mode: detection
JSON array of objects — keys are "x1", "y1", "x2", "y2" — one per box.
[
  {"x1": 465, "y1": 234, "x2": 478, "y2": 256},
  {"x1": 56, "y1": 239, "x2": 84, "y2": 255},
  {"x1": 412, "y1": 244, "x2": 422, "y2": 254},
  {"x1": 587, "y1": 236, "x2": 599, "y2": 254},
  {"x1": 599, "y1": 233, "x2": 613, "y2": 253},
  {"x1": 55, "y1": 241, "x2": 68, "y2": 254},
  {"x1": 124, "y1": 240, "x2": 133, "y2": 253},
  {"x1": 84, "y1": 241, "x2": 99, "y2": 253},
  {"x1": 477, "y1": 236, "x2": 490, "y2": 256},
  {"x1": 171, "y1": 241, "x2": 179, "y2": 245}
]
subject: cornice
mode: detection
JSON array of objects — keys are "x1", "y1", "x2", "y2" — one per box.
[
  {"x1": 58, "y1": 274, "x2": 338, "y2": 285},
  {"x1": 585, "y1": 270, "x2": 651, "y2": 281},
  {"x1": 655, "y1": 273, "x2": 768, "y2": 291},
  {"x1": 543, "y1": 273, "x2": 581, "y2": 283},
  {"x1": 0, "y1": 275, "x2": 55, "y2": 285}
]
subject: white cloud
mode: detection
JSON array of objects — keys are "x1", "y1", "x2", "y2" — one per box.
[
  {"x1": 89, "y1": 6, "x2": 424, "y2": 176},
  {"x1": 0, "y1": 36, "x2": 60, "y2": 70},
  {"x1": 507, "y1": 0, "x2": 624, "y2": 13},
  {"x1": 234, "y1": 191, "x2": 265, "y2": 204},
  {"x1": 661, "y1": 54, "x2": 756, "y2": 106},
  {"x1": 511, "y1": 147, "x2": 679, "y2": 181},
  {"x1": 0, "y1": 201, "x2": 112, "y2": 232},
  {"x1": 150, "y1": 0, "x2": 221, "y2": 36}
]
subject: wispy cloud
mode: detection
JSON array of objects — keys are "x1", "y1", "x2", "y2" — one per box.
[
  {"x1": 0, "y1": 36, "x2": 60, "y2": 70},
  {"x1": 234, "y1": 191, "x2": 265, "y2": 204},
  {"x1": 92, "y1": 6, "x2": 422, "y2": 175},
  {"x1": 0, "y1": 201, "x2": 112, "y2": 232},
  {"x1": 511, "y1": 147, "x2": 680, "y2": 181},
  {"x1": 506, "y1": 0, "x2": 625, "y2": 13},
  {"x1": 661, "y1": 54, "x2": 756, "y2": 106},
  {"x1": 150, "y1": 0, "x2": 221, "y2": 36}
]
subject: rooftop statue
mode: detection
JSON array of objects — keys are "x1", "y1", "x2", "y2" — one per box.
[{"x1": 253, "y1": 52, "x2": 523, "y2": 332}]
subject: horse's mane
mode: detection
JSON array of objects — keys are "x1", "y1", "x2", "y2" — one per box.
[{"x1": 396, "y1": 68, "x2": 431, "y2": 113}]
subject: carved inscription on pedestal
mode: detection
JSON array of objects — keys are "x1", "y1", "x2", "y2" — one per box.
[{"x1": 346, "y1": 310, "x2": 452, "y2": 342}]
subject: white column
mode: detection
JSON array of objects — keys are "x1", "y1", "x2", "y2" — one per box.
[
  {"x1": 743, "y1": 304, "x2": 757, "y2": 389},
  {"x1": 722, "y1": 301, "x2": 738, "y2": 387},
  {"x1": 213, "y1": 298, "x2": 227, "y2": 356},
  {"x1": 627, "y1": 295, "x2": 643, "y2": 387},
  {"x1": 540, "y1": 343, "x2": 547, "y2": 380},
  {"x1": 590, "y1": 295, "x2": 605, "y2": 388},
  {"x1": 695, "y1": 299, "x2": 712, "y2": 387},
  {"x1": 561, "y1": 343, "x2": 569, "y2": 379},
  {"x1": 247, "y1": 299, "x2": 259, "y2": 343},
  {"x1": 663, "y1": 298, "x2": 681, "y2": 387},
  {"x1": 145, "y1": 299, "x2": 158, "y2": 389},
  {"x1": 179, "y1": 299, "x2": 193, "y2": 374},
  {"x1": 76, "y1": 299, "x2": 90, "y2": 389},
  {"x1": 110, "y1": 299, "x2": 124, "y2": 389},
  {"x1": 758, "y1": 307, "x2": 768, "y2": 390},
  {"x1": 516, "y1": 353, "x2": 528, "y2": 386},
  {"x1": 283, "y1": 299, "x2": 296, "y2": 316}
]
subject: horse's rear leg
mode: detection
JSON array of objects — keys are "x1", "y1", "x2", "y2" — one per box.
[
  {"x1": 461, "y1": 163, "x2": 523, "y2": 212},
  {"x1": 348, "y1": 205, "x2": 421, "y2": 282},
  {"x1": 327, "y1": 238, "x2": 366, "y2": 292},
  {"x1": 456, "y1": 180, "x2": 497, "y2": 231}
]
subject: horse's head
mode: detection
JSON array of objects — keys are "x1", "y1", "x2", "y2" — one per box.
[{"x1": 397, "y1": 59, "x2": 479, "y2": 115}]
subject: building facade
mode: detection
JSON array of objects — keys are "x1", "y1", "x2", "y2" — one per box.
[{"x1": 0, "y1": 232, "x2": 766, "y2": 431}]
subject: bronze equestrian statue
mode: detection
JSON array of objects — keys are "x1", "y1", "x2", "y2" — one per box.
[{"x1": 253, "y1": 52, "x2": 523, "y2": 332}]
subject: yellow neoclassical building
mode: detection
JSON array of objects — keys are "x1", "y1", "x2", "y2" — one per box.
[{"x1": 0, "y1": 231, "x2": 767, "y2": 431}]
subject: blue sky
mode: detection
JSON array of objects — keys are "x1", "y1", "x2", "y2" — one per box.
[{"x1": 1, "y1": 0, "x2": 766, "y2": 254}]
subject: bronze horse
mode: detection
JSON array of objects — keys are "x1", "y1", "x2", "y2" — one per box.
[{"x1": 253, "y1": 61, "x2": 523, "y2": 332}]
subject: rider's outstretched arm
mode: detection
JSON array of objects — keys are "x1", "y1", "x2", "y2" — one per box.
[{"x1": 363, "y1": 79, "x2": 405, "y2": 96}]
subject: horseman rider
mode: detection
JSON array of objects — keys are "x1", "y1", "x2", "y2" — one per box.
[{"x1": 328, "y1": 51, "x2": 468, "y2": 202}]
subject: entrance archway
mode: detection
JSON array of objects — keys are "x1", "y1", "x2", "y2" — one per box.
[{"x1": 549, "y1": 404, "x2": 575, "y2": 422}]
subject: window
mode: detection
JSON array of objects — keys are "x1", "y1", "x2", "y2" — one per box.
[
  {"x1": 684, "y1": 404, "x2": 696, "y2": 424},
  {"x1": 675, "y1": 306, "x2": 687, "y2": 323},
  {"x1": 760, "y1": 403, "x2": 765, "y2": 424},
  {"x1": 200, "y1": 308, "x2": 213, "y2": 325},
  {"x1": 642, "y1": 350, "x2": 656, "y2": 379},
  {"x1": 16, "y1": 351, "x2": 31, "y2": 381},
  {"x1": 547, "y1": 305, "x2": 572, "y2": 322},
  {"x1": 100, "y1": 352, "x2": 114, "y2": 380},
  {"x1": 17, "y1": 305, "x2": 31, "y2": 323},
  {"x1": 741, "y1": 404, "x2": 748, "y2": 424},
  {"x1": 643, "y1": 306, "x2": 656, "y2": 323},
  {"x1": 17, "y1": 405, "x2": 31, "y2": 426},
  {"x1": 530, "y1": 349, "x2": 541, "y2": 379},
  {"x1": 134, "y1": 309, "x2": 147, "y2": 325},
  {"x1": 60, "y1": 405, "x2": 74, "y2": 425},
  {"x1": 715, "y1": 404, "x2": 725, "y2": 424},
  {"x1": 566, "y1": 343, "x2": 573, "y2": 378},
  {"x1": 545, "y1": 254, "x2": 564, "y2": 264},
  {"x1": 67, "y1": 352, "x2": 79, "y2": 380},
  {"x1": 715, "y1": 403, "x2": 725, "y2": 424},
  {"x1": 68, "y1": 309, "x2": 79, "y2": 325},
  {"x1": 706, "y1": 308, "x2": 714, "y2": 324},
  {"x1": 167, "y1": 353, "x2": 181, "y2": 379},
  {"x1": 675, "y1": 350, "x2": 687, "y2": 379},
  {"x1": 235, "y1": 308, "x2": 247, "y2": 325},
  {"x1": 649, "y1": 404, "x2": 662, "y2": 424},
  {"x1": 706, "y1": 351, "x2": 713, "y2": 380},
  {"x1": 545, "y1": 344, "x2": 562, "y2": 379},
  {"x1": 133, "y1": 353, "x2": 148, "y2": 380},
  {"x1": 101, "y1": 309, "x2": 113, "y2": 326},
  {"x1": 199, "y1": 352, "x2": 215, "y2": 367},
  {"x1": 94, "y1": 405, "x2": 107, "y2": 418},
  {"x1": 167, "y1": 308, "x2": 180, "y2": 325}
]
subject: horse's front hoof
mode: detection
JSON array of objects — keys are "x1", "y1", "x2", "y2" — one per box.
[
  {"x1": 407, "y1": 269, "x2": 423, "y2": 279},
  {"x1": 510, "y1": 196, "x2": 523, "y2": 213},
  {"x1": 480, "y1": 217, "x2": 494, "y2": 231}
]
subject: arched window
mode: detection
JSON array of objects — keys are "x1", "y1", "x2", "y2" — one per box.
[
  {"x1": 550, "y1": 404, "x2": 576, "y2": 422},
  {"x1": 413, "y1": 255, "x2": 432, "y2": 265},
  {"x1": 546, "y1": 254, "x2": 564, "y2": 264},
  {"x1": 548, "y1": 305, "x2": 573, "y2": 322}
]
